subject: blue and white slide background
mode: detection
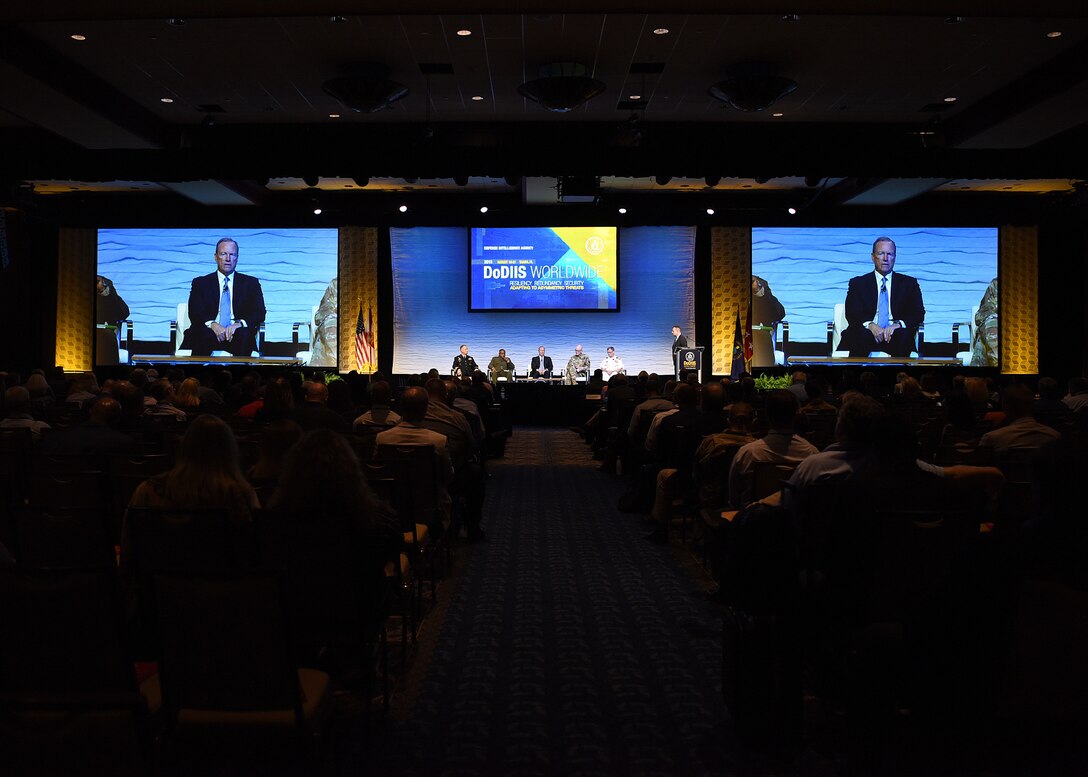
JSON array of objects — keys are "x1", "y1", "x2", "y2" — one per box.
[
  {"x1": 96, "y1": 228, "x2": 338, "y2": 353},
  {"x1": 392, "y1": 226, "x2": 694, "y2": 376},
  {"x1": 751, "y1": 227, "x2": 998, "y2": 344}
]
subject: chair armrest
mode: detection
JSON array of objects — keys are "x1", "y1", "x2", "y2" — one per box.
[
  {"x1": 951, "y1": 322, "x2": 971, "y2": 349},
  {"x1": 122, "y1": 320, "x2": 134, "y2": 352}
]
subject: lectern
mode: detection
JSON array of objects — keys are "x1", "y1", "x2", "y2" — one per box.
[{"x1": 674, "y1": 346, "x2": 704, "y2": 382}]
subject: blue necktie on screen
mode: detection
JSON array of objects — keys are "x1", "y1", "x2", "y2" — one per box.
[
  {"x1": 877, "y1": 277, "x2": 889, "y2": 329},
  {"x1": 218, "y1": 278, "x2": 231, "y2": 328}
]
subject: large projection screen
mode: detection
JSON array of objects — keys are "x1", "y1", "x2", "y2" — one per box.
[
  {"x1": 751, "y1": 227, "x2": 999, "y2": 365},
  {"x1": 96, "y1": 228, "x2": 338, "y2": 366},
  {"x1": 392, "y1": 226, "x2": 694, "y2": 376}
]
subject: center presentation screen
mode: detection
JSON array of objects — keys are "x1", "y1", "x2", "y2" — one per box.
[{"x1": 469, "y1": 226, "x2": 618, "y2": 311}]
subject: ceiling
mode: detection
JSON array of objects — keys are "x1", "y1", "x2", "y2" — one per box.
[{"x1": 1, "y1": 1, "x2": 1086, "y2": 220}]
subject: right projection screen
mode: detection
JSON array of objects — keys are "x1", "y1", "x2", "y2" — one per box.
[{"x1": 751, "y1": 227, "x2": 999, "y2": 366}]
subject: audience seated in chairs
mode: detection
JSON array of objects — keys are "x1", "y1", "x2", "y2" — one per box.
[
  {"x1": 728, "y1": 390, "x2": 818, "y2": 511},
  {"x1": 39, "y1": 396, "x2": 138, "y2": 457},
  {"x1": 978, "y1": 383, "x2": 1060, "y2": 457},
  {"x1": 1, "y1": 386, "x2": 51, "y2": 440}
]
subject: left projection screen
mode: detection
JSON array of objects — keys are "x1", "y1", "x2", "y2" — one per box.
[{"x1": 96, "y1": 228, "x2": 339, "y2": 366}]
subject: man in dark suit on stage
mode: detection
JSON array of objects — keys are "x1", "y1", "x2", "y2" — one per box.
[
  {"x1": 530, "y1": 345, "x2": 553, "y2": 378},
  {"x1": 181, "y1": 237, "x2": 266, "y2": 357},
  {"x1": 837, "y1": 237, "x2": 924, "y2": 358},
  {"x1": 671, "y1": 325, "x2": 688, "y2": 353}
]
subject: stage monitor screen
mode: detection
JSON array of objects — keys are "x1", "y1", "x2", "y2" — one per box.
[
  {"x1": 751, "y1": 227, "x2": 998, "y2": 367},
  {"x1": 95, "y1": 228, "x2": 339, "y2": 367},
  {"x1": 469, "y1": 226, "x2": 618, "y2": 311}
]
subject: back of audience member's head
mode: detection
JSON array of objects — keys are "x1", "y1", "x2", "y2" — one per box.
[
  {"x1": 249, "y1": 420, "x2": 303, "y2": 481},
  {"x1": 804, "y1": 378, "x2": 826, "y2": 401},
  {"x1": 791, "y1": 371, "x2": 807, "y2": 385},
  {"x1": 702, "y1": 381, "x2": 725, "y2": 412},
  {"x1": 111, "y1": 381, "x2": 145, "y2": 417},
  {"x1": 1037, "y1": 377, "x2": 1060, "y2": 400},
  {"x1": 264, "y1": 377, "x2": 296, "y2": 415},
  {"x1": 765, "y1": 389, "x2": 799, "y2": 429},
  {"x1": 370, "y1": 381, "x2": 393, "y2": 407},
  {"x1": 304, "y1": 381, "x2": 329, "y2": 404},
  {"x1": 271, "y1": 429, "x2": 382, "y2": 532},
  {"x1": 835, "y1": 394, "x2": 885, "y2": 446},
  {"x1": 725, "y1": 379, "x2": 744, "y2": 405},
  {"x1": 965, "y1": 377, "x2": 989, "y2": 410},
  {"x1": 160, "y1": 415, "x2": 252, "y2": 515},
  {"x1": 326, "y1": 380, "x2": 353, "y2": 412},
  {"x1": 89, "y1": 396, "x2": 121, "y2": 427},
  {"x1": 3, "y1": 386, "x2": 30, "y2": 416},
  {"x1": 859, "y1": 371, "x2": 881, "y2": 396},
  {"x1": 128, "y1": 368, "x2": 149, "y2": 391},
  {"x1": 673, "y1": 382, "x2": 698, "y2": 408},
  {"x1": 443, "y1": 379, "x2": 460, "y2": 400},
  {"x1": 148, "y1": 379, "x2": 173, "y2": 404},
  {"x1": 943, "y1": 390, "x2": 974, "y2": 430},
  {"x1": 900, "y1": 377, "x2": 921, "y2": 398},
  {"x1": 24, "y1": 373, "x2": 51, "y2": 396},
  {"x1": 920, "y1": 373, "x2": 939, "y2": 395},
  {"x1": 425, "y1": 378, "x2": 448, "y2": 404},
  {"x1": 1000, "y1": 383, "x2": 1034, "y2": 420},
  {"x1": 729, "y1": 402, "x2": 754, "y2": 433},
  {"x1": 952, "y1": 374, "x2": 966, "y2": 391},
  {"x1": 427, "y1": 368, "x2": 440, "y2": 381},
  {"x1": 400, "y1": 386, "x2": 429, "y2": 422},
  {"x1": 176, "y1": 377, "x2": 201, "y2": 408}
]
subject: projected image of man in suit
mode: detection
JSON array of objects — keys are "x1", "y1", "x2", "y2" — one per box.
[
  {"x1": 181, "y1": 238, "x2": 267, "y2": 357},
  {"x1": 838, "y1": 237, "x2": 924, "y2": 358}
]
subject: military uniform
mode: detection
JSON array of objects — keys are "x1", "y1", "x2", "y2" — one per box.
[
  {"x1": 488, "y1": 355, "x2": 514, "y2": 382},
  {"x1": 563, "y1": 353, "x2": 592, "y2": 385},
  {"x1": 452, "y1": 353, "x2": 479, "y2": 378}
]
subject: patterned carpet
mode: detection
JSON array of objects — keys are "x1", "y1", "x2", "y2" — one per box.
[{"x1": 359, "y1": 427, "x2": 794, "y2": 776}]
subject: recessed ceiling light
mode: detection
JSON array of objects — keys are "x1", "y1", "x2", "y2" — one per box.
[
  {"x1": 480, "y1": 206, "x2": 489, "y2": 213},
  {"x1": 399, "y1": 205, "x2": 408, "y2": 213},
  {"x1": 1047, "y1": 31, "x2": 1062, "y2": 38},
  {"x1": 628, "y1": 94, "x2": 642, "y2": 100},
  {"x1": 471, "y1": 95, "x2": 484, "y2": 101},
  {"x1": 456, "y1": 29, "x2": 472, "y2": 37},
  {"x1": 787, "y1": 207, "x2": 798, "y2": 215},
  {"x1": 70, "y1": 34, "x2": 86, "y2": 41},
  {"x1": 329, "y1": 113, "x2": 340, "y2": 118},
  {"x1": 705, "y1": 208, "x2": 715, "y2": 216},
  {"x1": 618, "y1": 207, "x2": 627, "y2": 214},
  {"x1": 313, "y1": 208, "x2": 323, "y2": 215},
  {"x1": 653, "y1": 28, "x2": 669, "y2": 36},
  {"x1": 160, "y1": 97, "x2": 174, "y2": 103},
  {"x1": 772, "y1": 112, "x2": 784, "y2": 117},
  {"x1": 943, "y1": 96, "x2": 958, "y2": 103}
]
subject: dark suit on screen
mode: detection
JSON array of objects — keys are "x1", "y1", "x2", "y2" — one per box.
[
  {"x1": 838, "y1": 272, "x2": 924, "y2": 357},
  {"x1": 181, "y1": 271, "x2": 266, "y2": 357},
  {"x1": 530, "y1": 355, "x2": 553, "y2": 378}
]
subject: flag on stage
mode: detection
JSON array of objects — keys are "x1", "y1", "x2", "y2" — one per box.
[
  {"x1": 743, "y1": 297, "x2": 754, "y2": 370},
  {"x1": 355, "y1": 304, "x2": 374, "y2": 372},
  {"x1": 730, "y1": 307, "x2": 746, "y2": 379}
]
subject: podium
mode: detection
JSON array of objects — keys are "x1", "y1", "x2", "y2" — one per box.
[{"x1": 674, "y1": 346, "x2": 704, "y2": 381}]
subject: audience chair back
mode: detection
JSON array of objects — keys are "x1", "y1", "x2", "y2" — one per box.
[
  {"x1": 750, "y1": 461, "x2": 799, "y2": 503},
  {"x1": 153, "y1": 571, "x2": 331, "y2": 735}
]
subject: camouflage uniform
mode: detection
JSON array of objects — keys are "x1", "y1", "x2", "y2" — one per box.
[
  {"x1": 971, "y1": 277, "x2": 998, "y2": 368},
  {"x1": 309, "y1": 278, "x2": 338, "y2": 368},
  {"x1": 563, "y1": 353, "x2": 592, "y2": 385}
]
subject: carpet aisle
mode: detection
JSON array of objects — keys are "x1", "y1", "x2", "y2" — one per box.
[{"x1": 364, "y1": 427, "x2": 781, "y2": 776}]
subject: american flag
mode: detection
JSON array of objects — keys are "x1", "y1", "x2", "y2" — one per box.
[{"x1": 355, "y1": 304, "x2": 374, "y2": 372}]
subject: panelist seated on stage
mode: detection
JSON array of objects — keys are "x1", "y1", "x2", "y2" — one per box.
[
  {"x1": 180, "y1": 237, "x2": 266, "y2": 357},
  {"x1": 530, "y1": 346, "x2": 553, "y2": 379},
  {"x1": 600, "y1": 347, "x2": 624, "y2": 382},
  {"x1": 451, "y1": 344, "x2": 479, "y2": 378},
  {"x1": 563, "y1": 345, "x2": 592, "y2": 385},
  {"x1": 488, "y1": 349, "x2": 515, "y2": 382},
  {"x1": 837, "y1": 236, "x2": 924, "y2": 358}
]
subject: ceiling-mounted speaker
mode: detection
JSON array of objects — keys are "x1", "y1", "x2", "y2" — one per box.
[
  {"x1": 352, "y1": 177, "x2": 370, "y2": 188},
  {"x1": 519, "y1": 62, "x2": 606, "y2": 113},
  {"x1": 302, "y1": 176, "x2": 320, "y2": 188},
  {"x1": 709, "y1": 62, "x2": 797, "y2": 112},
  {"x1": 323, "y1": 62, "x2": 409, "y2": 113}
]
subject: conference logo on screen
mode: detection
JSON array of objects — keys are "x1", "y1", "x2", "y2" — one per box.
[{"x1": 585, "y1": 235, "x2": 605, "y2": 255}]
